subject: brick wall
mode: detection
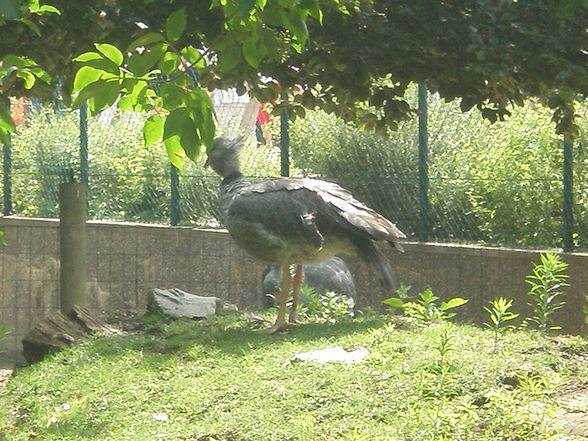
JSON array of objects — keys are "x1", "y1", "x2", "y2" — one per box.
[{"x1": 1, "y1": 216, "x2": 587, "y2": 365}]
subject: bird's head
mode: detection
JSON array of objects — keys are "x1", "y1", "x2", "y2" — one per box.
[{"x1": 205, "y1": 137, "x2": 244, "y2": 178}]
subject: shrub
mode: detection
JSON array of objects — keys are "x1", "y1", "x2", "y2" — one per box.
[{"x1": 289, "y1": 93, "x2": 588, "y2": 248}]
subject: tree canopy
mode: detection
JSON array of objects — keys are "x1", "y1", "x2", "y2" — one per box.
[{"x1": 0, "y1": 0, "x2": 586, "y2": 165}]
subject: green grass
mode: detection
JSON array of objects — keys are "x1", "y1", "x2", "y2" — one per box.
[{"x1": 1, "y1": 314, "x2": 588, "y2": 441}]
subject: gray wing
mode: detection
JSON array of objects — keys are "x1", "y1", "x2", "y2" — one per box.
[{"x1": 246, "y1": 177, "x2": 405, "y2": 249}]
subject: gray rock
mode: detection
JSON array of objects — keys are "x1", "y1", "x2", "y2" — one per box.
[
  {"x1": 262, "y1": 256, "x2": 356, "y2": 308},
  {"x1": 147, "y1": 288, "x2": 237, "y2": 319}
]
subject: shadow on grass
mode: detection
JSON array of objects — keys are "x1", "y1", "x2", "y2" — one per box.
[{"x1": 88, "y1": 314, "x2": 388, "y2": 361}]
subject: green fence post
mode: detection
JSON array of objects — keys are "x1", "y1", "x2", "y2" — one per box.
[
  {"x1": 280, "y1": 109, "x2": 290, "y2": 177},
  {"x1": 170, "y1": 164, "x2": 180, "y2": 225},
  {"x1": 418, "y1": 83, "x2": 430, "y2": 242},
  {"x1": 562, "y1": 135, "x2": 574, "y2": 252},
  {"x1": 79, "y1": 102, "x2": 89, "y2": 185},
  {"x1": 3, "y1": 104, "x2": 12, "y2": 215}
]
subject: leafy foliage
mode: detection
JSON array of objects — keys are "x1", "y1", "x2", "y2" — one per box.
[
  {"x1": 8, "y1": 107, "x2": 280, "y2": 223},
  {"x1": 0, "y1": 1, "x2": 56, "y2": 143},
  {"x1": 297, "y1": 287, "x2": 356, "y2": 321},
  {"x1": 278, "y1": 0, "x2": 588, "y2": 136},
  {"x1": 1, "y1": 0, "x2": 587, "y2": 167},
  {"x1": 1, "y1": 0, "x2": 331, "y2": 165},
  {"x1": 484, "y1": 297, "x2": 520, "y2": 349},
  {"x1": 383, "y1": 288, "x2": 468, "y2": 322},
  {"x1": 525, "y1": 252, "x2": 569, "y2": 333},
  {"x1": 289, "y1": 96, "x2": 588, "y2": 248}
]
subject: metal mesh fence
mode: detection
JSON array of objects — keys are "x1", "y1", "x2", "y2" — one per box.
[{"x1": 2, "y1": 94, "x2": 587, "y2": 251}]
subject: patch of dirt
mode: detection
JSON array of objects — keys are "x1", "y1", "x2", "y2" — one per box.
[{"x1": 557, "y1": 382, "x2": 588, "y2": 438}]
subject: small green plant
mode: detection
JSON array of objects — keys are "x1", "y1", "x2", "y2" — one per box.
[
  {"x1": 383, "y1": 288, "x2": 468, "y2": 322},
  {"x1": 525, "y1": 252, "x2": 569, "y2": 333},
  {"x1": 292, "y1": 287, "x2": 355, "y2": 321},
  {"x1": 435, "y1": 326, "x2": 455, "y2": 369},
  {"x1": 484, "y1": 297, "x2": 519, "y2": 349}
]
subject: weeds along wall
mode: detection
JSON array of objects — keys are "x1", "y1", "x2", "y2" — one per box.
[{"x1": 1, "y1": 216, "x2": 588, "y2": 365}]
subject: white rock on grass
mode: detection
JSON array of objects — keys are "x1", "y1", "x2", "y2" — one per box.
[{"x1": 290, "y1": 347, "x2": 370, "y2": 365}]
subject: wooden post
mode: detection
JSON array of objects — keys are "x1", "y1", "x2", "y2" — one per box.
[{"x1": 59, "y1": 183, "x2": 87, "y2": 313}]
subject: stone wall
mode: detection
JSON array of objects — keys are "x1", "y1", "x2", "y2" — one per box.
[{"x1": 1, "y1": 216, "x2": 587, "y2": 365}]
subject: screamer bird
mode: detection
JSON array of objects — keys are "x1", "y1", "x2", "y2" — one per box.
[{"x1": 206, "y1": 137, "x2": 406, "y2": 333}]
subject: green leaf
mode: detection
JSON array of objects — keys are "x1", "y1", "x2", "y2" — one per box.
[
  {"x1": 36, "y1": 4, "x2": 60, "y2": 14},
  {"x1": 127, "y1": 42, "x2": 168, "y2": 77},
  {"x1": 2, "y1": 55, "x2": 35, "y2": 68},
  {"x1": 158, "y1": 51, "x2": 180, "y2": 75},
  {"x1": 419, "y1": 289, "x2": 438, "y2": 304},
  {"x1": 27, "y1": 0, "x2": 41, "y2": 11},
  {"x1": 119, "y1": 78, "x2": 149, "y2": 111},
  {"x1": 163, "y1": 110, "x2": 187, "y2": 169},
  {"x1": 73, "y1": 52, "x2": 103, "y2": 63},
  {"x1": 72, "y1": 78, "x2": 119, "y2": 112},
  {"x1": 239, "y1": 0, "x2": 255, "y2": 15},
  {"x1": 165, "y1": 8, "x2": 186, "y2": 42},
  {"x1": 0, "y1": 0, "x2": 20, "y2": 19},
  {"x1": 382, "y1": 298, "x2": 405, "y2": 309},
  {"x1": 163, "y1": 107, "x2": 201, "y2": 163},
  {"x1": 95, "y1": 43, "x2": 124, "y2": 66},
  {"x1": 262, "y1": 5, "x2": 282, "y2": 26},
  {"x1": 73, "y1": 50, "x2": 120, "y2": 74},
  {"x1": 88, "y1": 79, "x2": 121, "y2": 114},
  {"x1": 30, "y1": 67, "x2": 51, "y2": 83},
  {"x1": 16, "y1": 70, "x2": 35, "y2": 89},
  {"x1": 242, "y1": 33, "x2": 262, "y2": 68},
  {"x1": 73, "y1": 66, "x2": 104, "y2": 92},
  {"x1": 160, "y1": 83, "x2": 186, "y2": 109},
  {"x1": 127, "y1": 32, "x2": 165, "y2": 52},
  {"x1": 181, "y1": 118, "x2": 200, "y2": 161},
  {"x1": 258, "y1": 28, "x2": 279, "y2": 61},
  {"x1": 217, "y1": 41, "x2": 241, "y2": 73},
  {"x1": 0, "y1": 127, "x2": 9, "y2": 146},
  {"x1": 166, "y1": 144, "x2": 185, "y2": 170},
  {"x1": 180, "y1": 46, "x2": 206, "y2": 69},
  {"x1": 83, "y1": 57, "x2": 121, "y2": 76},
  {"x1": 188, "y1": 87, "x2": 216, "y2": 149},
  {"x1": 0, "y1": 108, "x2": 16, "y2": 132},
  {"x1": 286, "y1": 8, "x2": 309, "y2": 46},
  {"x1": 440, "y1": 297, "x2": 469, "y2": 311},
  {"x1": 300, "y1": 0, "x2": 322, "y2": 23},
  {"x1": 163, "y1": 108, "x2": 188, "y2": 139},
  {"x1": 143, "y1": 114, "x2": 164, "y2": 146},
  {"x1": 19, "y1": 18, "x2": 41, "y2": 36}
]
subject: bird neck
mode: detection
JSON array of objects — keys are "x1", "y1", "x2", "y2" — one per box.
[
  {"x1": 219, "y1": 172, "x2": 249, "y2": 220},
  {"x1": 222, "y1": 171, "x2": 245, "y2": 186}
]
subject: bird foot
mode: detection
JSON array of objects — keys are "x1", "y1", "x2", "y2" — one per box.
[
  {"x1": 288, "y1": 316, "x2": 302, "y2": 326},
  {"x1": 266, "y1": 322, "x2": 288, "y2": 334}
]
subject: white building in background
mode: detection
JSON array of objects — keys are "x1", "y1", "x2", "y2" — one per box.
[{"x1": 211, "y1": 89, "x2": 260, "y2": 140}]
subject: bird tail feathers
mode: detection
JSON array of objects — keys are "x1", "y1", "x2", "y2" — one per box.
[{"x1": 355, "y1": 240, "x2": 395, "y2": 291}]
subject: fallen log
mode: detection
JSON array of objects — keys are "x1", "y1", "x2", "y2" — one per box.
[{"x1": 22, "y1": 305, "x2": 118, "y2": 364}]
